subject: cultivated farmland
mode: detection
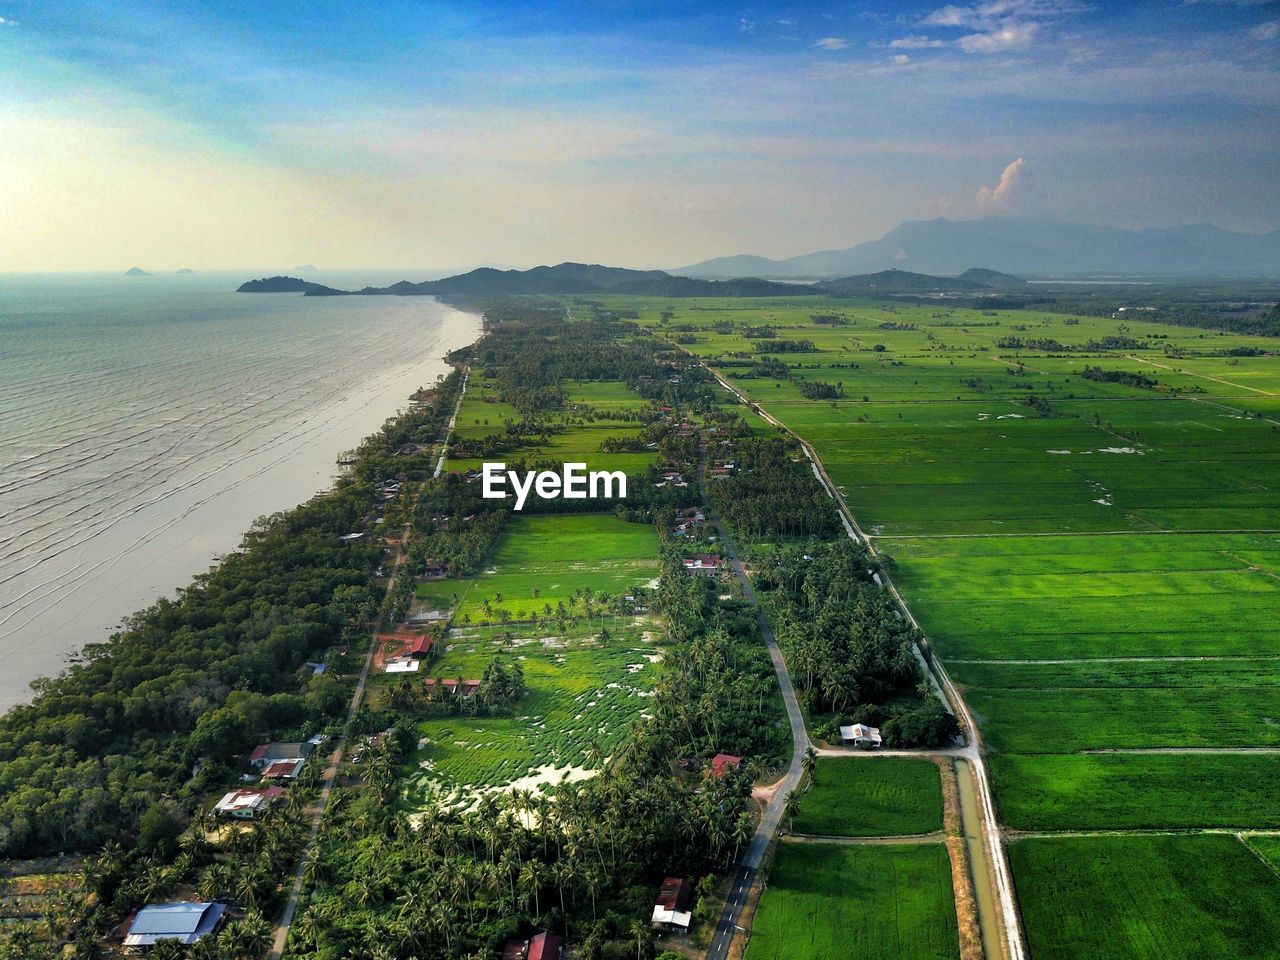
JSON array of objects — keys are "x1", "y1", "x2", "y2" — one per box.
[
  {"x1": 791, "y1": 758, "x2": 944, "y2": 838},
  {"x1": 744, "y1": 841, "x2": 958, "y2": 960},
  {"x1": 610, "y1": 293, "x2": 1280, "y2": 956}
]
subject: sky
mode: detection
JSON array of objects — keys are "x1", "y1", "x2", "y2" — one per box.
[{"x1": 2, "y1": 0, "x2": 1279, "y2": 272}]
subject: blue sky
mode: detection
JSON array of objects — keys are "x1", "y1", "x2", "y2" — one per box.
[{"x1": 2, "y1": 0, "x2": 1278, "y2": 270}]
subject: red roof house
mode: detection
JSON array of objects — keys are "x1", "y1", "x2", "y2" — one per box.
[
  {"x1": 502, "y1": 932, "x2": 562, "y2": 960},
  {"x1": 710, "y1": 753, "x2": 742, "y2": 778},
  {"x1": 424, "y1": 678, "x2": 480, "y2": 698}
]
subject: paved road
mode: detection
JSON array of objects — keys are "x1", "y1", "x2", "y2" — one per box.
[
  {"x1": 267, "y1": 371, "x2": 469, "y2": 960},
  {"x1": 706, "y1": 369, "x2": 1028, "y2": 960},
  {"x1": 701, "y1": 432, "x2": 812, "y2": 960}
]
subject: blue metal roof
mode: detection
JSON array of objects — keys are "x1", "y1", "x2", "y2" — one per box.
[{"x1": 127, "y1": 902, "x2": 226, "y2": 945}]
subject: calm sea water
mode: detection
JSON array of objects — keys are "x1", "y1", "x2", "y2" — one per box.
[{"x1": 0, "y1": 272, "x2": 480, "y2": 710}]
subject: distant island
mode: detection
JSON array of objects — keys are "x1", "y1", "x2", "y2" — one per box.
[
  {"x1": 237, "y1": 275, "x2": 327, "y2": 293},
  {"x1": 176, "y1": 268, "x2": 195, "y2": 274},
  {"x1": 123, "y1": 267, "x2": 150, "y2": 277},
  {"x1": 292, "y1": 264, "x2": 319, "y2": 272},
  {"x1": 236, "y1": 261, "x2": 1031, "y2": 300}
]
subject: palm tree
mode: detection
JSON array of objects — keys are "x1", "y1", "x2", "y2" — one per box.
[
  {"x1": 629, "y1": 918, "x2": 652, "y2": 960},
  {"x1": 783, "y1": 790, "x2": 802, "y2": 832},
  {"x1": 802, "y1": 746, "x2": 818, "y2": 784}
]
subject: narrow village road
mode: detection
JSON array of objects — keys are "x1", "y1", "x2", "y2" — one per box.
[
  {"x1": 267, "y1": 369, "x2": 469, "y2": 960},
  {"x1": 701, "y1": 433, "x2": 812, "y2": 960},
  {"x1": 704, "y1": 369, "x2": 1028, "y2": 960}
]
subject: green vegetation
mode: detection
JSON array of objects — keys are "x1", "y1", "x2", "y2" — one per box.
[
  {"x1": 1010, "y1": 835, "x2": 1280, "y2": 960},
  {"x1": 744, "y1": 841, "x2": 958, "y2": 960},
  {"x1": 791, "y1": 758, "x2": 943, "y2": 837},
  {"x1": 450, "y1": 514, "x2": 659, "y2": 625}
]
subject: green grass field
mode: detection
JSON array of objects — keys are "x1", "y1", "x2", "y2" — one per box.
[
  {"x1": 791, "y1": 759, "x2": 943, "y2": 837},
  {"x1": 439, "y1": 513, "x2": 660, "y2": 624},
  {"x1": 1243, "y1": 834, "x2": 1280, "y2": 873},
  {"x1": 744, "y1": 841, "x2": 958, "y2": 960},
  {"x1": 1010, "y1": 834, "x2": 1280, "y2": 960}
]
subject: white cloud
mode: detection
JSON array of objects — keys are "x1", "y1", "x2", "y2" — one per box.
[
  {"x1": 915, "y1": 0, "x2": 1079, "y2": 54},
  {"x1": 888, "y1": 35, "x2": 948, "y2": 49},
  {"x1": 893, "y1": 54, "x2": 912, "y2": 65},
  {"x1": 958, "y1": 22, "x2": 1039, "y2": 52},
  {"x1": 975, "y1": 157, "x2": 1026, "y2": 211},
  {"x1": 0, "y1": 16, "x2": 17, "y2": 26},
  {"x1": 1250, "y1": 20, "x2": 1280, "y2": 40},
  {"x1": 814, "y1": 37, "x2": 849, "y2": 50}
]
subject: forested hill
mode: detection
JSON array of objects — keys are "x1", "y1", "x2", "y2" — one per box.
[
  {"x1": 295, "y1": 262, "x2": 812, "y2": 298},
  {"x1": 816, "y1": 267, "x2": 1025, "y2": 296},
  {"x1": 237, "y1": 276, "x2": 327, "y2": 293}
]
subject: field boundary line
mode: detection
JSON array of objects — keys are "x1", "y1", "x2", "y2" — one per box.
[
  {"x1": 1125, "y1": 354, "x2": 1279, "y2": 397},
  {"x1": 1239, "y1": 835, "x2": 1280, "y2": 881},
  {"x1": 785, "y1": 830, "x2": 946, "y2": 845}
]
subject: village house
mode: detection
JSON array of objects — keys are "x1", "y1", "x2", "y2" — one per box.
[
  {"x1": 502, "y1": 931, "x2": 563, "y2": 960},
  {"x1": 123, "y1": 902, "x2": 227, "y2": 952},
  {"x1": 247, "y1": 741, "x2": 313, "y2": 769},
  {"x1": 260, "y1": 758, "x2": 306, "y2": 781},
  {"x1": 682, "y1": 555, "x2": 724, "y2": 573},
  {"x1": 421, "y1": 559, "x2": 450, "y2": 578},
  {"x1": 424, "y1": 678, "x2": 481, "y2": 699},
  {"x1": 840, "y1": 723, "x2": 883, "y2": 749},
  {"x1": 710, "y1": 753, "x2": 742, "y2": 778},
  {"x1": 212, "y1": 786, "x2": 284, "y2": 819},
  {"x1": 651, "y1": 877, "x2": 693, "y2": 931}
]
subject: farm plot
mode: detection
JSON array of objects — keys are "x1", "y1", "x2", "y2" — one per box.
[
  {"x1": 1010, "y1": 834, "x2": 1280, "y2": 960},
  {"x1": 401, "y1": 621, "x2": 663, "y2": 805},
  {"x1": 791, "y1": 758, "x2": 943, "y2": 837},
  {"x1": 452, "y1": 513, "x2": 660, "y2": 625},
  {"x1": 991, "y1": 753, "x2": 1280, "y2": 831},
  {"x1": 447, "y1": 376, "x2": 658, "y2": 476},
  {"x1": 743, "y1": 842, "x2": 958, "y2": 960}
]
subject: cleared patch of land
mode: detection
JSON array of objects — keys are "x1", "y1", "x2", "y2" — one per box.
[
  {"x1": 792, "y1": 758, "x2": 943, "y2": 837},
  {"x1": 400, "y1": 621, "x2": 662, "y2": 804},
  {"x1": 744, "y1": 841, "x2": 958, "y2": 960}
]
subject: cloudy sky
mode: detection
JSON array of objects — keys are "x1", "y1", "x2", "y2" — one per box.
[{"x1": 3, "y1": 0, "x2": 1278, "y2": 271}]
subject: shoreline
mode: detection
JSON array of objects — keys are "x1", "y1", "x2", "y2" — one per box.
[{"x1": 0, "y1": 299, "x2": 483, "y2": 712}]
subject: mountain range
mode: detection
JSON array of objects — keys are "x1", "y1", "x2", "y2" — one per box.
[
  {"x1": 679, "y1": 218, "x2": 1280, "y2": 278},
  {"x1": 295, "y1": 262, "x2": 809, "y2": 298},
  {"x1": 240, "y1": 264, "x2": 1036, "y2": 300}
]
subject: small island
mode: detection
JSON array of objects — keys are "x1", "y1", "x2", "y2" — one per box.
[
  {"x1": 123, "y1": 267, "x2": 150, "y2": 277},
  {"x1": 236, "y1": 275, "x2": 325, "y2": 293}
]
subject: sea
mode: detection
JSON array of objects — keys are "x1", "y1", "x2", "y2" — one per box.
[{"x1": 0, "y1": 270, "x2": 480, "y2": 712}]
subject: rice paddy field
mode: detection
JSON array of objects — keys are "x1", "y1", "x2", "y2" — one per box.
[
  {"x1": 743, "y1": 841, "x2": 958, "y2": 960},
  {"x1": 791, "y1": 758, "x2": 944, "y2": 838},
  {"x1": 596, "y1": 293, "x2": 1280, "y2": 957},
  {"x1": 1009, "y1": 834, "x2": 1280, "y2": 960}
]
